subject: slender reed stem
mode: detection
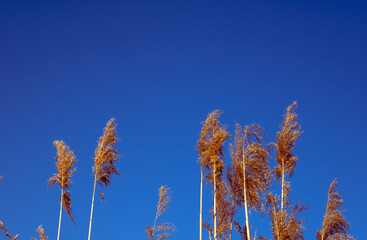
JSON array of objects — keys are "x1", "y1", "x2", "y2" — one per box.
[
  {"x1": 213, "y1": 162, "x2": 217, "y2": 240},
  {"x1": 88, "y1": 176, "x2": 97, "y2": 240},
  {"x1": 57, "y1": 188, "x2": 63, "y2": 240},
  {"x1": 200, "y1": 165, "x2": 203, "y2": 240},
  {"x1": 242, "y1": 149, "x2": 250, "y2": 240},
  {"x1": 281, "y1": 160, "x2": 285, "y2": 211}
]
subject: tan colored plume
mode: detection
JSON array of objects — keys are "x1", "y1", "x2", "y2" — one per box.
[
  {"x1": 88, "y1": 118, "x2": 121, "y2": 240},
  {"x1": 31, "y1": 225, "x2": 48, "y2": 240},
  {"x1": 48, "y1": 140, "x2": 77, "y2": 224},
  {"x1": 145, "y1": 185, "x2": 175, "y2": 240},
  {"x1": 317, "y1": 179, "x2": 355, "y2": 240}
]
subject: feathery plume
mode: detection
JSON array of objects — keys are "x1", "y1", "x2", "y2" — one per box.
[
  {"x1": 88, "y1": 118, "x2": 121, "y2": 240},
  {"x1": 274, "y1": 102, "x2": 302, "y2": 210},
  {"x1": 48, "y1": 140, "x2": 77, "y2": 240},
  {"x1": 267, "y1": 182, "x2": 308, "y2": 240},
  {"x1": 145, "y1": 186, "x2": 175, "y2": 240},
  {"x1": 317, "y1": 179, "x2": 355, "y2": 240},
  {"x1": 197, "y1": 110, "x2": 230, "y2": 240},
  {"x1": 32, "y1": 225, "x2": 48, "y2": 240},
  {"x1": 228, "y1": 124, "x2": 271, "y2": 240}
]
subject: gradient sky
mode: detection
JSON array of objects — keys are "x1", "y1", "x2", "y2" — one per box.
[{"x1": 0, "y1": 0, "x2": 366, "y2": 239}]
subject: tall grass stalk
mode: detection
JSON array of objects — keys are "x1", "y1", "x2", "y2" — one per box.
[
  {"x1": 48, "y1": 140, "x2": 77, "y2": 240},
  {"x1": 88, "y1": 118, "x2": 121, "y2": 240}
]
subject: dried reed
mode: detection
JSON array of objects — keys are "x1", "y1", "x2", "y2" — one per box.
[
  {"x1": 145, "y1": 186, "x2": 175, "y2": 240},
  {"x1": 48, "y1": 140, "x2": 77, "y2": 240},
  {"x1": 197, "y1": 110, "x2": 229, "y2": 240},
  {"x1": 31, "y1": 225, "x2": 48, "y2": 240},
  {"x1": 267, "y1": 182, "x2": 308, "y2": 240},
  {"x1": 0, "y1": 220, "x2": 19, "y2": 240},
  {"x1": 274, "y1": 102, "x2": 302, "y2": 210},
  {"x1": 317, "y1": 179, "x2": 355, "y2": 240},
  {"x1": 228, "y1": 124, "x2": 271, "y2": 240},
  {"x1": 88, "y1": 118, "x2": 121, "y2": 240}
]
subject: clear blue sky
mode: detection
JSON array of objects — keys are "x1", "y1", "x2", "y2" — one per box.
[{"x1": 0, "y1": 0, "x2": 366, "y2": 239}]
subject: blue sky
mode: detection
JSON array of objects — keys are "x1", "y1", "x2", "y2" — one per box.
[{"x1": 0, "y1": 0, "x2": 366, "y2": 239}]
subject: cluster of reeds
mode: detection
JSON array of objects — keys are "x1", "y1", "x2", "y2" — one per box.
[
  {"x1": 17, "y1": 118, "x2": 121, "y2": 240},
  {"x1": 196, "y1": 102, "x2": 355, "y2": 240},
  {"x1": 0, "y1": 103, "x2": 355, "y2": 240}
]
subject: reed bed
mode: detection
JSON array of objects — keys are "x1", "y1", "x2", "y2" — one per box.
[{"x1": 0, "y1": 105, "x2": 357, "y2": 240}]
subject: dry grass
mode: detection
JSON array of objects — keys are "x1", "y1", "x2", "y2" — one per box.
[
  {"x1": 48, "y1": 140, "x2": 77, "y2": 223},
  {"x1": 228, "y1": 123, "x2": 271, "y2": 240},
  {"x1": 145, "y1": 185, "x2": 175, "y2": 240},
  {"x1": 93, "y1": 118, "x2": 121, "y2": 192},
  {"x1": 197, "y1": 110, "x2": 230, "y2": 240},
  {"x1": 317, "y1": 179, "x2": 355, "y2": 240},
  {"x1": 88, "y1": 118, "x2": 121, "y2": 240},
  {"x1": 273, "y1": 102, "x2": 303, "y2": 210},
  {"x1": 267, "y1": 182, "x2": 308, "y2": 240},
  {"x1": 0, "y1": 220, "x2": 19, "y2": 240},
  {"x1": 31, "y1": 225, "x2": 48, "y2": 240}
]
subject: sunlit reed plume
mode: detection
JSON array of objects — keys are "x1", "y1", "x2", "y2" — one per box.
[
  {"x1": 197, "y1": 110, "x2": 230, "y2": 240},
  {"x1": 88, "y1": 118, "x2": 121, "y2": 240},
  {"x1": 31, "y1": 225, "x2": 48, "y2": 240},
  {"x1": 274, "y1": 101, "x2": 302, "y2": 210},
  {"x1": 267, "y1": 182, "x2": 308, "y2": 240},
  {"x1": 48, "y1": 140, "x2": 77, "y2": 240},
  {"x1": 229, "y1": 124, "x2": 271, "y2": 240},
  {"x1": 317, "y1": 179, "x2": 355, "y2": 240},
  {"x1": 145, "y1": 185, "x2": 175, "y2": 240}
]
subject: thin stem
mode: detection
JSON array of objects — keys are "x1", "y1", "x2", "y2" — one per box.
[
  {"x1": 88, "y1": 176, "x2": 97, "y2": 240},
  {"x1": 200, "y1": 165, "x2": 203, "y2": 240},
  {"x1": 57, "y1": 188, "x2": 63, "y2": 240},
  {"x1": 152, "y1": 196, "x2": 160, "y2": 239},
  {"x1": 281, "y1": 160, "x2": 285, "y2": 211},
  {"x1": 229, "y1": 208, "x2": 233, "y2": 240},
  {"x1": 243, "y1": 149, "x2": 251, "y2": 240},
  {"x1": 213, "y1": 161, "x2": 217, "y2": 240},
  {"x1": 321, "y1": 189, "x2": 331, "y2": 240}
]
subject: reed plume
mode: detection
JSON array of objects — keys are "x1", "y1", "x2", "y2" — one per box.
[
  {"x1": 88, "y1": 118, "x2": 121, "y2": 240},
  {"x1": 145, "y1": 185, "x2": 175, "y2": 240},
  {"x1": 274, "y1": 101, "x2": 302, "y2": 210},
  {"x1": 31, "y1": 225, "x2": 48, "y2": 240},
  {"x1": 224, "y1": 170, "x2": 239, "y2": 240},
  {"x1": 229, "y1": 124, "x2": 271, "y2": 240},
  {"x1": 48, "y1": 140, "x2": 77, "y2": 240},
  {"x1": 211, "y1": 179, "x2": 235, "y2": 240},
  {"x1": 267, "y1": 182, "x2": 308, "y2": 240},
  {"x1": 316, "y1": 179, "x2": 355, "y2": 240},
  {"x1": 197, "y1": 110, "x2": 230, "y2": 240}
]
